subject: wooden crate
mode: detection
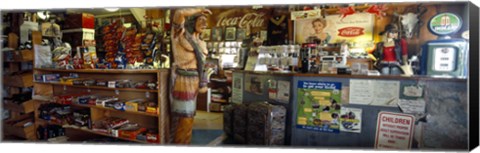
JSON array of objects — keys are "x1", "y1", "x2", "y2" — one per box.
[
  {"x1": 3, "y1": 71, "x2": 33, "y2": 87},
  {"x1": 3, "y1": 100, "x2": 36, "y2": 113},
  {"x1": 12, "y1": 50, "x2": 34, "y2": 61},
  {"x1": 3, "y1": 115, "x2": 36, "y2": 140}
]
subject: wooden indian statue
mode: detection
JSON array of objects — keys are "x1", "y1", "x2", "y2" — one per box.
[{"x1": 170, "y1": 8, "x2": 213, "y2": 144}]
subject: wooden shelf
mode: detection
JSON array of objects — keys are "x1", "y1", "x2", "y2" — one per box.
[
  {"x1": 33, "y1": 65, "x2": 170, "y2": 144},
  {"x1": 34, "y1": 68, "x2": 167, "y2": 74},
  {"x1": 71, "y1": 103, "x2": 159, "y2": 117},
  {"x1": 34, "y1": 82, "x2": 159, "y2": 93},
  {"x1": 3, "y1": 100, "x2": 36, "y2": 113},
  {"x1": 3, "y1": 60, "x2": 33, "y2": 63},
  {"x1": 73, "y1": 128, "x2": 152, "y2": 144},
  {"x1": 35, "y1": 119, "x2": 155, "y2": 144}
]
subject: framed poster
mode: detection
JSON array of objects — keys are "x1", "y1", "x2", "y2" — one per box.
[
  {"x1": 225, "y1": 27, "x2": 237, "y2": 41},
  {"x1": 296, "y1": 81, "x2": 342, "y2": 133},
  {"x1": 212, "y1": 27, "x2": 223, "y2": 41},
  {"x1": 237, "y1": 28, "x2": 246, "y2": 40},
  {"x1": 201, "y1": 28, "x2": 211, "y2": 41},
  {"x1": 294, "y1": 13, "x2": 374, "y2": 45}
]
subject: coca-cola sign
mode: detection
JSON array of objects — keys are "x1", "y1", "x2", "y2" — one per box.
[
  {"x1": 338, "y1": 27, "x2": 365, "y2": 37},
  {"x1": 213, "y1": 8, "x2": 269, "y2": 29},
  {"x1": 216, "y1": 12, "x2": 265, "y2": 28}
]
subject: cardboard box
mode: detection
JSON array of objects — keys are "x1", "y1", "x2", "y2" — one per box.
[
  {"x1": 10, "y1": 49, "x2": 33, "y2": 61},
  {"x1": 3, "y1": 100, "x2": 35, "y2": 113},
  {"x1": 125, "y1": 102, "x2": 139, "y2": 112},
  {"x1": 64, "y1": 13, "x2": 95, "y2": 29},
  {"x1": 146, "y1": 107, "x2": 157, "y2": 114},
  {"x1": 119, "y1": 128, "x2": 147, "y2": 140},
  {"x1": 3, "y1": 71, "x2": 33, "y2": 87},
  {"x1": 209, "y1": 103, "x2": 223, "y2": 112},
  {"x1": 146, "y1": 132, "x2": 159, "y2": 143},
  {"x1": 60, "y1": 78, "x2": 85, "y2": 85}
]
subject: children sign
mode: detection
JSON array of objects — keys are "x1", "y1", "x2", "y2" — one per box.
[{"x1": 375, "y1": 111, "x2": 415, "y2": 150}]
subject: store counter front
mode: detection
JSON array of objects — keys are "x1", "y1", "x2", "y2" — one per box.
[{"x1": 231, "y1": 70, "x2": 468, "y2": 150}]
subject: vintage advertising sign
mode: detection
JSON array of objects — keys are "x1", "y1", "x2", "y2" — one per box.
[
  {"x1": 375, "y1": 112, "x2": 415, "y2": 150},
  {"x1": 294, "y1": 13, "x2": 374, "y2": 44},
  {"x1": 296, "y1": 81, "x2": 342, "y2": 133},
  {"x1": 290, "y1": 9, "x2": 322, "y2": 20},
  {"x1": 428, "y1": 12, "x2": 462, "y2": 36},
  {"x1": 213, "y1": 8, "x2": 270, "y2": 29}
]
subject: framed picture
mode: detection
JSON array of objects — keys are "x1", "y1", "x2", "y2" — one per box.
[
  {"x1": 260, "y1": 30, "x2": 268, "y2": 41},
  {"x1": 212, "y1": 27, "x2": 223, "y2": 41},
  {"x1": 225, "y1": 27, "x2": 237, "y2": 41},
  {"x1": 201, "y1": 29, "x2": 211, "y2": 41},
  {"x1": 237, "y1": 28, "x2": 246, "y2": 40}
]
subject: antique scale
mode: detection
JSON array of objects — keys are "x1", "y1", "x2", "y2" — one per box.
[{"x1": 420, "y1": 12, "x2": 469, "y2": 78}]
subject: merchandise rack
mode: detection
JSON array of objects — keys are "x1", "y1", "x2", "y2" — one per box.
[{"x1": 32, "y1": 68, "x2": 170, "y2": 144}]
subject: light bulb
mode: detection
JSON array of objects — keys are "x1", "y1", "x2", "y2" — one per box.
[{"x1": 105, "y1": 8, "x2": 119, "y2": 12}]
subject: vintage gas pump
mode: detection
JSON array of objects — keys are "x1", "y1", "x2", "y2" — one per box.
[{"x1": 420, "y1": 12, "x2": 469, "y2": 78}]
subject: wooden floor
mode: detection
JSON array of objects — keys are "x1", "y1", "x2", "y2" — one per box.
[{"x1": 193, "y1": 110, "x2": 223, "y2": 130}]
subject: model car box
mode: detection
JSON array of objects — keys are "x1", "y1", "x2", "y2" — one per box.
[
  {"x1": 125, "y1": 99, "x2": 146, "y2": 112},
  {"x1": 60, "y1": 78, "x2": 84, "y2": 85},
  {"x1": 119, "y1": 127, "x2": 147, "y2": 140},
  {"x1": 55, "y1": 93, "x2": 87, "y2": 105},
  {"x1": 95, "y1": 96, "x2": 119, "y2": 107},
  {"x1": 146, "y1": 130, "x2": 159, "y2": 143}
]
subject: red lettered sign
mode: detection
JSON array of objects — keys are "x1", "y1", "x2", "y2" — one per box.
[
  {"x1": 375, "y1": 111, "x2": 415, "y2": 150},
  {"x1": 338, "y1": 27, "x2": 365, "y2": 37}
]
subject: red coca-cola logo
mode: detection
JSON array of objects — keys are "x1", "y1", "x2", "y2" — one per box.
[{"x1": 338, "y1": 27, "x2": 364, "y2": 37}]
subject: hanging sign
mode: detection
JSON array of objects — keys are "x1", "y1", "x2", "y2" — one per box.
[
  {"x1": 428, "y1": 12, "x2": 462, "y2": 36},
  {"x1": 290, "y1": 9, "x2": 322, "y2": 20},
  {"x1": 375, "y1": 112, "x2": 415, "y2": 150}
]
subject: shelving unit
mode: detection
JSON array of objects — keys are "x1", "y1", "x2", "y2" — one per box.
[
  {"x1": 32, "y1": 68, "x2": 170, "y2": 144},
  {"x1": 207, "y1": 70, "x2": 234, "y2": 112},
  {"x1": 2, "y1": 32, "x2": 40, "y2": 141}
]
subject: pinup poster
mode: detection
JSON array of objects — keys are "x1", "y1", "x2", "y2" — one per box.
[
  {"x1": 296, "y1": 81, "x2": 342, "y2": 133},
  {"x1": 340, "y1": 107, "x2": 362, "y2": 133},
  {"x1": 294, "y1": 13, "x2": 374, "y2": 44}
]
